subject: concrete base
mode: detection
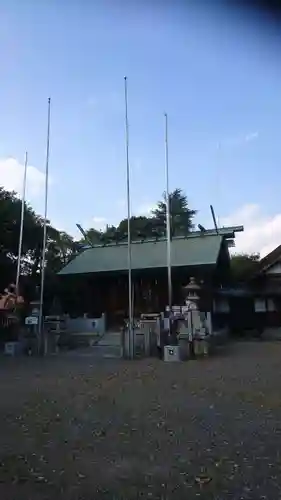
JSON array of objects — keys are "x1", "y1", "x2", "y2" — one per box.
[
  {"x1": 164, "y1": 345, "x2": 181, "y2": 362},
  {"x1": 178, "y1": 339, "x2": 191, "y2": 360},
  {"x1": 194, "y1": 338, "x2": 209, "y2": 357},
  {"x1": 4, "y1": 341, "x2": 22, "y2": 356},
  {"x1": 262, "y1": 328, "x2": 281, "y2": 341}
]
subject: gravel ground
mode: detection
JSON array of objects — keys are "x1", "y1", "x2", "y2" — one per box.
[{"x1": 0, "y1": 340, "x2": 281, "y2": 499}]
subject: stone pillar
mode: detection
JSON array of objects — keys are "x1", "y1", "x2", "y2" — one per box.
[{"x1": 181, "y1": 278, "x2": 210, "y2": 357}]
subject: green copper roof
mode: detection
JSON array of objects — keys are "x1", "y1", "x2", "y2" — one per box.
[{"x1": 58, "y1": 233, "x2": 224, "y2": 275}]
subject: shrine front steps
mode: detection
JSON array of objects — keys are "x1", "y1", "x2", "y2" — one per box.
[{"x1": 62, "y1": 331, "x2": 122, "y2": 358}]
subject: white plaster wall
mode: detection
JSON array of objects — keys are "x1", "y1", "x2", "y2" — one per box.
[
  {"x1": 254, "y1": 298, "x2": 266, "y2": 312},
  {"x1": 266, "y1": 262, "x2": 281, "y2": 275}
]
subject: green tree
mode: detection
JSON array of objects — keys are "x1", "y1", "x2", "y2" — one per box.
[
  {"x1": 116, "y1": 216, "x2": 156, "y2": 241},
  {"x1": 79, "y1": 227, "x2": 103, "y2": 246},
  {"x1": 45, "y1": 227, "x2": 77, "y2": 273},
  {"x1": 0, "y1": 187, "x2": 43, "y2": 287},
  {"x1": 231, "y1": 253, "x2": 260, "y2": 282},
  {"x1": 79, "y1": 189, "x2": 197, "y2": 244},
  {"x1": 152, "y1": 188, "x2": 197, "y2": 236},
  {"x1": 0, "y1": 186, "x2": 76, "y2": 294},
  {"x1": 101, "y1": 225, "x2": 118, "y2": 243}
]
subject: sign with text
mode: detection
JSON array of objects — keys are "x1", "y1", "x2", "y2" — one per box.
[{"x1": 25, "y1": 316, "x2": 39, "y2": 325}]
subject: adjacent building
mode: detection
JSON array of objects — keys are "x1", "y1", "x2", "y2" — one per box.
[{"x1": 214, "y1": 244, "x2": 281, "y2": 333}]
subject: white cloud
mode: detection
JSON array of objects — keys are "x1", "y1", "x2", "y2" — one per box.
[
  {"x1": 245, "y1": 131, "x2": 259, "y2": 143},
  {"x1": 219, "y1": 131, "x2": 259, "y2": 149},
  {"x1": 92, "y1": 216, "x2": 107, "y2": 231},
  {"x1": 221, "y1": 204, "x2": 281, "y2": 257},
  {"x1": 0, "y1": 156, "x2": 46, "y2": 198},
  {"x1": 71, "y1": 217, "x2": 107, "y2": 239},
  {"x1": 135, "y1": 202, "x2": 156, "y2": 217}
]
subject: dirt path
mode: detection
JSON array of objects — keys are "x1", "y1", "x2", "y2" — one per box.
[{"x1": 0, "y1": 341, "x2": 281, "y2": 499}]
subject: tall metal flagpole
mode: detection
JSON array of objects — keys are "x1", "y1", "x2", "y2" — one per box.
[
  {"x1": 124, "y1": 76, "x2": 134, "y2": 358},
  {"x1": 164, "y1": 113, "x2": 172, "y2": 323},
  {"x1": 38, "y1": 97, "x2": 51, "y2": 355},
  {"x1": 16, "y1": 151, "x2": 28, "y2": 295},
  {"x1": 216, "y1": 141, "x2": 221, "y2": 228}
]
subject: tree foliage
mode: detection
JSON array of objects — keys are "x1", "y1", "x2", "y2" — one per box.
[
  {"x1": 152, "y1": 188, "x2": 197, "y2": 236},
  {"x1": 0, "y1": 186, "x2": 198, "y2": 301},
  {"x1": 81, "y1": 188, "x2": 197, "y2": 245},
  {"x1": 1, "y1": 184, "x2": 264, "y2": 301},
  {"x1": 231, "y1": 252, "x2": 260, "y2": 282},
  {"x1": 0, "y1": 187, "x2": 77, "y2": 294}
]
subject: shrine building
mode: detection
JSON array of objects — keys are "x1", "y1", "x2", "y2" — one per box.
[{"x1": 58, "y1": 226, "x2": 243, "y2": 330}]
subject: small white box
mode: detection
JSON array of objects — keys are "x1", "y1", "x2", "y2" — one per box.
[
  {"x1": 164, "y1": 345, "x2": 181, "y2": 362},
  {"x1": 5, "y1": 342, "x2": 20, "y2": 356},
  {"x1": 25, "y1": 316, "x2": 38, "y2": 325}
]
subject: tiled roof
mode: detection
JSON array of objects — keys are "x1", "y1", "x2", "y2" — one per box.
[{"x1": 58, "y1": 233, "x2": 224, "y2": 275}]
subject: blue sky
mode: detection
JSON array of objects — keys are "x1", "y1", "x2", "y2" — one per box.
[{"x1": 1, "y1": 0, "x2": 281, "y2": 254}]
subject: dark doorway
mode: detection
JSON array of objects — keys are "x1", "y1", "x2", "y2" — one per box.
[{"x1": 229, "y1": 296, "x2": 255, "y2": 335}]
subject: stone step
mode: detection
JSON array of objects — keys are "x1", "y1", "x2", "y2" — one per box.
[
  {"x1": 60, "y1": 331, "x2": 123, "y2": 358},
  {"x1": 63, "y1": 344, "x2": 122, "y2": 358},
  {"x1": 92, "y1": 345, "x2": 122, "y2": 358},
  {"x1": 97, "y1": 332, "x2": 122, "y2": 346}
]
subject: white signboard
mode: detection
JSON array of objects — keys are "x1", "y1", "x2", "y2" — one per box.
[
  {"x1": 254, "y1": 299, "x2": 266, "y2": 312},
  {"x1": 25, "y1": 316, "x2": 38, "y2": 325}
]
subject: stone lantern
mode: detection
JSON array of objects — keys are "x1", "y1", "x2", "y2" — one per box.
[
  {"x1": 182, "y1": 277, "x2": 211, "y2": 357},
  {"x1": 182, "y1": 277, "x2": 202, "y2": 311}
]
